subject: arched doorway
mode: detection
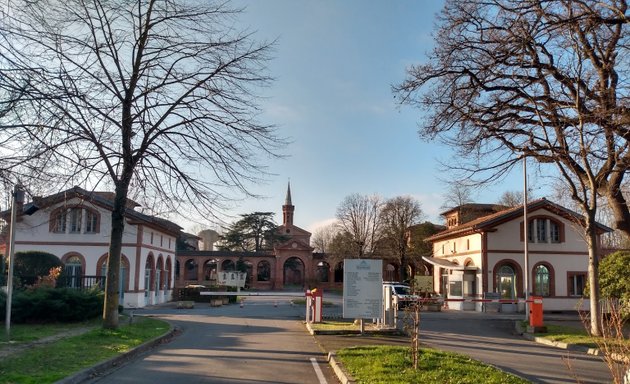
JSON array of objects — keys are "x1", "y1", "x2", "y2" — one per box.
[
  {"x1": 317, "y1": 261, "x2": 330, "y2": 283},
  {"x1": 99, "y1": 256, "x2": 129, "y2": 302},
  {"x1": 334, "y1": 262, "x2": 343, "y2": 283},
  {"x1": 384, "y1": 263, "x2": 398, "y2": 282},
  {"x1": 145, "y1": 255, "x2": 155, "y2": 306},
  {"x1": 283, "y1": 257, "x2": 305, "y2": 288},
  {"x1": 222, "y1": 259, "x2": 235, "y2": 272},
  {"x1": 243, "y1": 261, "x2": 253, "y2": 288},
  {"x1": 204, "y1": 259, "x2": 218, "y2": 282},
  {"x1": 184, "y1": 259, "x2": 198, "y2": 280},
  {"x1": 257, "y1": 260, "x2": 271, "y2": 282},
  {"x1": 64, "y1": 255, "x2": 83, "y2": 288}
]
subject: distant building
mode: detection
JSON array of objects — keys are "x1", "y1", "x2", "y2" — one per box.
[
  {"x1": 1, "y1": 186, "x2": 180, "y2": 308},
  {"x1": 176, "y1": 183, "x2": 329, "y2": 290},
  {"x1": 424, "y1": 198, "x2": 612, "y2": 312}
]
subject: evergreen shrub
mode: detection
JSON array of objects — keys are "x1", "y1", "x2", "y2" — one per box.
[{"x1": 0, "y1": 287, "x2": 103, "y2": 323}]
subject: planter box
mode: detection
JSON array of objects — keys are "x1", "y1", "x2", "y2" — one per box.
[
  {"x1": 210, "y1": 299, "x2": 223, "y2": 307},
  {"x1": 177, "y1": 301, "x2": 194, "y2": 309}
]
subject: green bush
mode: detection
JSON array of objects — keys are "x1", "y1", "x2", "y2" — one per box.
[
  {"x1": 599, "y1": 251, "x2": 630, "y2": 316},
  {"x1": 12, "y1": 251, "x2": 63, "y2": 286},
  {"x1": 0, "y1": 288, "x2": 103, "y2": 323}
]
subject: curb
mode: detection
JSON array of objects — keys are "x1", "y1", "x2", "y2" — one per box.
[
  {"x1": 55, "y1": 323, "x2": 179, "y2": 384},
  {"x1": 327, "y1": 351, "x2": 356, "y2": 384},
  {"x1": 514, "y1": 321, "x2": 607, "y2": 357},
  {"x1": 305, "y1": 321, "x2": 401, "y2": 336}
]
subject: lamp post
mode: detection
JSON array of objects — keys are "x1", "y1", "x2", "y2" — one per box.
[
  {"x1": 5, "y1": 183, "x2": 24, "y2": 340},
  {"x1": 523, "y1": 156, "x2": 530, "y2": 322}
]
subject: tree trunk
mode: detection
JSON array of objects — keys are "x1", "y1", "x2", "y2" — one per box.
[
  {"x1": 603, "y1": 181, "x2": 630, "y2": 238},
  {"x1": 102, "y1": 184, "x2": 129, "y2": 329},
  {"x1": 585, "y1": 210, "x2": 602, "y2": 337}
]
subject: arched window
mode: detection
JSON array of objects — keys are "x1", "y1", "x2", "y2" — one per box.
[
  {"x1": 69, "y1": 208, "x2": 82, "y2": 233},
  {"x1": 257, "y1": 260, "x2": 271, "y2": 281},
  {"x1": 526, "y1": 217, "x2": 564, "y2": 243},
  {"x1": 534, "y1": 265, "x2": 550, "y2": 296},
  {"x1": 85, "y1": 209, "x2": 100, "y2": 233},
  {"x1": 496, "y1": 265, "x2": 516, "y2": 299},
  {"x1": 50, "y1": 208, "x2": 67, "y2": 233},
  {"x1": 64, "y1": 255, "x2": 83, "y2": 288}
]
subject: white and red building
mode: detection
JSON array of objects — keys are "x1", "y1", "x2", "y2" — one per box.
[
  {"x1": 1, "y1": 187, "x2": 181, "y2": 308},
  {"x1": 424, "y1": 199, "x2": 612, "y2": 312}
]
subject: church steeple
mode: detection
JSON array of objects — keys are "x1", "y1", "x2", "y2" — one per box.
[{"x1": 283, "y1": 181, "x2": 294, "y2": 226}]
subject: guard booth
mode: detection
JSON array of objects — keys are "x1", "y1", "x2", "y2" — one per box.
[{"x1": 305, "y1": 288, "x2": 323, "y2": 323}]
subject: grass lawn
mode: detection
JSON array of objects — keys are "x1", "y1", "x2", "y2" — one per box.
[
  {"x1": 0, "y1": 318, "x2": 101, "y2": 345},
  {"x1": 535, "y1": 324, "x2": 598, "y2": 347},
  {"x1": 309, "y1": 320, "x2": 361, "y2": 331},
  {"x1": 530, "y1": 323, "x2": 630, "y2": 350},
  {"x1": 336, "y1": 345, "x2": 529, "y2": 384},
  {"x1": 0, "y1": 316, "x2": 170, "y2": 384}
]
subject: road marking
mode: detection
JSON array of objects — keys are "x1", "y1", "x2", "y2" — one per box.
[{"x1": 310, "y1": 357, "x2": 328, "y2": 384}]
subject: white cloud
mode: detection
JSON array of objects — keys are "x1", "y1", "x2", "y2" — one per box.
[{"x1": 307, "y1": 217, "x2": 338, "y2": 234}]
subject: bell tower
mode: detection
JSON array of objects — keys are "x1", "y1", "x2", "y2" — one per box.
[{"x1": 282, "y1": 182, "x2": 294, "y2": 226}]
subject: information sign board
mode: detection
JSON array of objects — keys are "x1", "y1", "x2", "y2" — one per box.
[{"x1": 343, "y1": 259, "x2": 382, "y2": 319}]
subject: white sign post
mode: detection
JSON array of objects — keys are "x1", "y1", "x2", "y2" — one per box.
[{"x1": 343, "y1": 259, "x2": 383, "y2": 328}]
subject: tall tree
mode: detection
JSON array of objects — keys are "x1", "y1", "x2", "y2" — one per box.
[
  {"x1": 0, "y1": 0, "x2": 282, "y2": 329},
  {"x1": 335, "y1": 194, "x2": 384, "y2": 258},
  {"x1": 379, "y1": 196, "x2": 423, "y2": 282},
  {"x1": 311, "y1": 223, "x2": 339, "y2": 254},
  {"x1": 407, "y1": 221, "x2": 444, "y2": 260},
  {"x1": 395, "y1": 0, "x2": 628, "y2": 336},
  {"x1": 441, "y1": 183, "x2": 475, "y2": 210},
  {"x1": 498, "y1": 191, "x2": 525, "y2": 208},
  {"x1": 218, "y1": 212, "x2": 285, "y2": 252}
]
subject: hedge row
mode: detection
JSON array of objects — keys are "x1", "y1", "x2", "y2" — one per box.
[{"x1": 0, "y1": 287, "x2": 103, "y2": 323}]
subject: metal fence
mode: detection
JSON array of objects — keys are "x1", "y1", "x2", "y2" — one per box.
[{"x1": 5, "y1": 275, "x2": 105, "y2": 290}]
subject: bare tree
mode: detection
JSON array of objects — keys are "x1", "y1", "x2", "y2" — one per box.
[
  {"x1": 335, "y1": 194, "x2": 383, "y2": 258},
  {"x1": 380, "y1": 196, "x2": 424, "y2": 282},
  {"x1": 440, "y1": 183, "x2": 474, "y2": 210},
  {"x1": 395, "y1": 0, "x2": 628, "y2": 336},
  {"x1": 0, "y1": 0, "x2": 282, "y2": 328},
  {"x1": 497, "y1": 191, "x2": 525, "y2": 207},
  {"x1": 311, "y1": 223, "x2": 339, "y2": 253}
]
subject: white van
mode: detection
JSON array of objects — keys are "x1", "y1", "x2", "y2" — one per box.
[{"x1": 383, "y1": 282, "x2": 417, "y2": 309}]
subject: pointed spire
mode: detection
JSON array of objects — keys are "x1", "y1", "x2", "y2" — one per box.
[
  {"x1": 285, "y1": 181, "x2": 292, "y2": 206},
  {"x1": 283, "y1": 180, "x2": 294, "y2": 226}
]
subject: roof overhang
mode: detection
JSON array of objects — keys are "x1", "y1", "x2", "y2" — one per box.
[{"x1": 422, "y1": 256, "x2": 475, "y2": 271}]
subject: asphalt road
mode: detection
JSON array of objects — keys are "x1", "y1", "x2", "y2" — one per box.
[
  {"x1": 89, "y1": 296, "x2": 337, "y2": 384},
  {"x1": 87, "y1": 292, "x2": 613, "y2": 384},
  {"x1": 419, "y1": 311, "x2": 612, "y2": 384}
]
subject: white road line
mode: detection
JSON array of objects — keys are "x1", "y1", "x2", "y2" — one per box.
[{"x1": 310, "y1": 357, "x2": 328, "y2": 384}]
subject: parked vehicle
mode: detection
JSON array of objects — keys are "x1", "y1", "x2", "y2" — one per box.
[{"x1": 383, "y1": 282, "x2": 418, "y2": 309}]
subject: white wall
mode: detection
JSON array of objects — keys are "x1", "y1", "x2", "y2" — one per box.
[{"x1": 12, "y1": 197, "x2": 177, "y2": 308}]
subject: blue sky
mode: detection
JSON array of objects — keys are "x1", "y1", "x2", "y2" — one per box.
[{"x1": 195, "y1": 0, "x2": 543, "y2": 234}]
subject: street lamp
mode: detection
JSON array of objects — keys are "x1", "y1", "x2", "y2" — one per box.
[
  {"x1": 523, "y1": 156, "x2": 530, "y2": 322},
  {"x1": 4, "y1": 183, "x2": 37, "y2": 341},
  {"x1": 5, "y1": 183, "x2": 24, "y2": 340}
]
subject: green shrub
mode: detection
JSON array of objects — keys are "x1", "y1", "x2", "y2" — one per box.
[
  {"x1": 13, "y1": 251, "x2": 63, "y2": 286},
  {"x1": 0, "y1": 287, "x2": 103, "y2": 323}
]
